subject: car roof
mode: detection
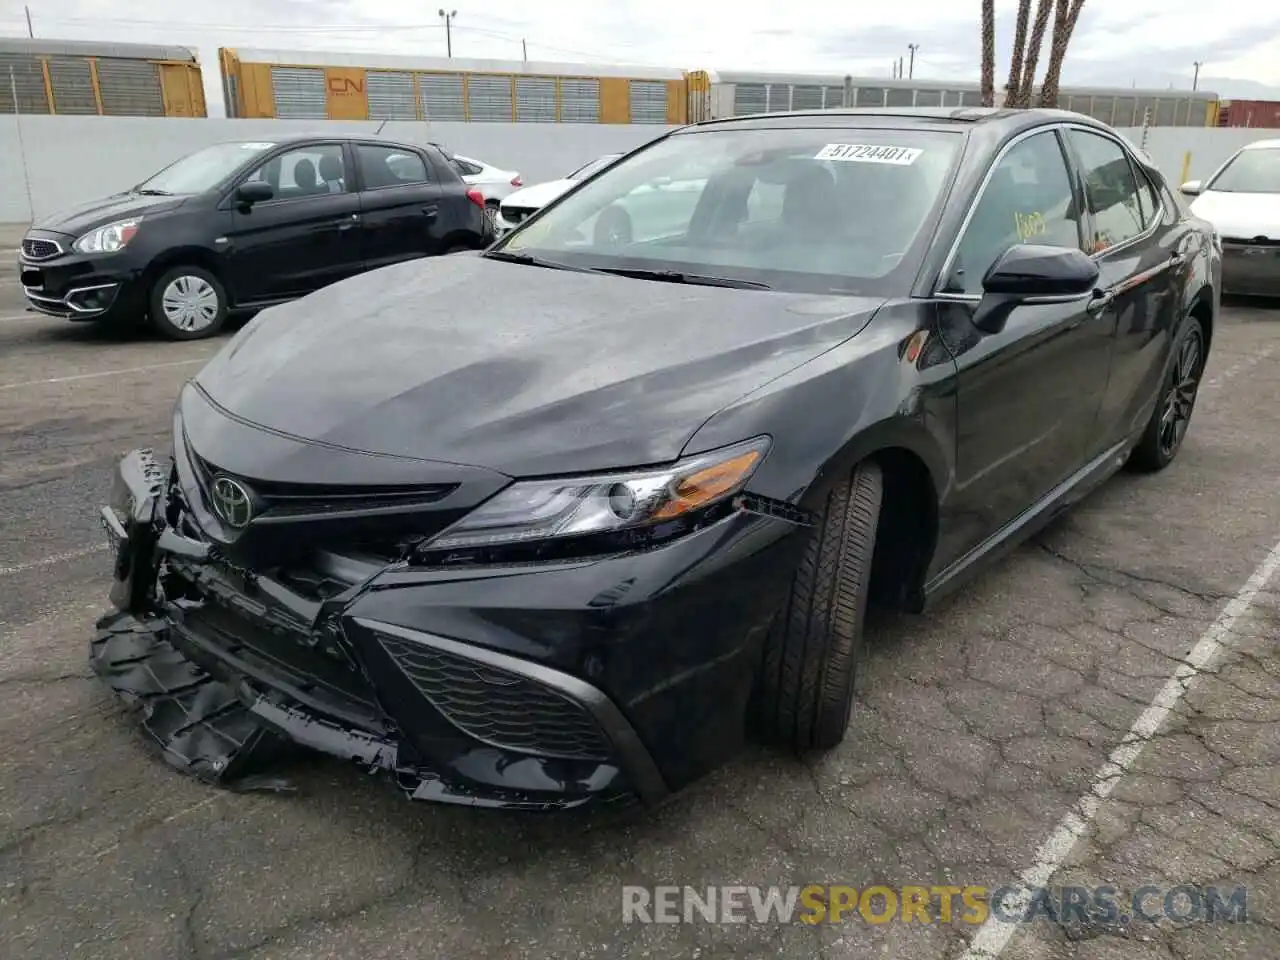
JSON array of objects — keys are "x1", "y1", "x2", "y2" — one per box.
[
  {"x1": 1242, "y1": 139, "x2": 1280, "y2": 150},
  {"x1": 210, "y1": 132, "x2": 431, "y2": 152},
  {"x1": 685, "y1": 106, "x2": 1112, "y2": 135}
]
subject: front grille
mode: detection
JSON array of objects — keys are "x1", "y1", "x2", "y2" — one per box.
[
  {"x1": 21, "y1": 237, "x2": 61, "y2": 261},
  {"x1": 378, "y1": 634, "x2": 613, "y2": 761},
  {"x1": 502, "y1": 205, "x2": 537, "y2": 224}
]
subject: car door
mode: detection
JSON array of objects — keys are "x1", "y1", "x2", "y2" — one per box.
[
  {"x1": 354, "y1": 143, "x2": 446, "y2": 270},
  {"x1": 224, "y1": 142, "x2": 363, "y2": 304},
  {"x1": 936, "y1": 127, "x2": 1115, "y2": 562},
  {"x1": 1062, "y1": 127, "x2": 1186, "y2": 449}
]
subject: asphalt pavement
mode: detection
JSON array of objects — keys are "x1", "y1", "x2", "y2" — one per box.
[{"x1": 0, "y1": 268, "x2": 1277, "y2": 960}]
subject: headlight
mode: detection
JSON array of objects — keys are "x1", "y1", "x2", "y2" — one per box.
[
  {"x1": 73, "y1": 217, "x2": 143, "y2": 254},
  {"x1": 424, "y1": 436, "x2": 770, "y2": 553}
]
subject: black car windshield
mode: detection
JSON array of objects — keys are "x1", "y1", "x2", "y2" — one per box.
[
  {"x1": 135, "y1": 141, "x2": 277, "y2": 195},
  {"x1": 567, "y1": 155, "x2": 621, "y2": 180},
  {"x1": 494, "y1": 126, "x2": 963, "y2": 294},
  {"x1": 1207, "y1": 147, "x2": 1280, "y2": 193}
]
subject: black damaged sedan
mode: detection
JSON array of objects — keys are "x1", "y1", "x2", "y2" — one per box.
[{"x1": 95, "y1": 107, "x2": 1221, "y2": 810}]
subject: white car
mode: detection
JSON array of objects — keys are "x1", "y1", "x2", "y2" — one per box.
[
  {"x1": 496, "y1": 154, "x2": 622, "y2": 233},
  {"x1": 449, "y1": 154, "x2": 523, "y2": 208},
  {"x1": 1182, "y1": 138, "x2": 1280, "y2": 296}
]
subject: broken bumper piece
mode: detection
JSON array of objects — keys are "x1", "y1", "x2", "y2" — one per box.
[{"x1": 92, "y1": 448, "x2": 664, "y2": 811}]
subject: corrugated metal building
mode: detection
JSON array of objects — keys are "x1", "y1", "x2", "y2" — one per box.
[
  {"x1": 0, "y1": 37, "x2": 205, "y2": 117},
  {"x1": 218, "y1": 47, "x2": 688, "y2": 124}
]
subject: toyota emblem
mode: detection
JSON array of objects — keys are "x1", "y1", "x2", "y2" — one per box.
[{"x1": 211, "y1": 476, "x2": 253, "y2": 528}]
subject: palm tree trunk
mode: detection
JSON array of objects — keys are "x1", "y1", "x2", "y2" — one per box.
[
  {"x1": 1005, "y1": 0, "x2": 1033, "y2": 108},
  {"x1": 1038, "y1": 0, "x2": 1087, "y2": 107},
  {"x1": 981, "y1": 0, "x2": 996, "y2": 107},
  {"x1": 1018, "y1": 0, "x2": 1055, "y2": 108}
]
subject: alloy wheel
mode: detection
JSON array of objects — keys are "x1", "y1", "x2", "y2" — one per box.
[
  {"x1": 161, "y1": 275, "x2": 220, "y2": 332},
  {"x1": 1158, "y1": 326, "x2": 1204, "y2": 458}
]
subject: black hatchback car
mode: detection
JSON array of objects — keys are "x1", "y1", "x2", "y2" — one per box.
[
  {"x1": 94, "y1": 108, "x2": 1219, "y2": 811},
  {"x1": 19, "y1": 134, "x2": 492, "y2": 339}
]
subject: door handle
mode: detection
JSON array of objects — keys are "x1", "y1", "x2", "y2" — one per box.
[
  {"x1": 1169, "y1": 252, "x2": 1187, "y2": 269},
  {"x1": 422, "y1": 205, "x2": 439, "y2": 221},
  {"x1": 338, "y1": 212, "x2": 360, "y2": 232}
]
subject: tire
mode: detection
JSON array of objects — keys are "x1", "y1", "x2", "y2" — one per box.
[
  {"x1": 1127, "y1": 316, "x2": 1206, "y2": 473},
  {"x1": 753, "y1": 461, "x2": 883, "y2": 751},
  {"x1": 149, "y1": 265, "x2": 228, "y2": 341}
]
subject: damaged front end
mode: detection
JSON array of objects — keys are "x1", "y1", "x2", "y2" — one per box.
[{"x1": 92, "y1": 448, "x2": 664, "y2": 810}]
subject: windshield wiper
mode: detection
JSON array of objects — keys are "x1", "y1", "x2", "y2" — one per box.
[
  {"x1": 482, "y1": 249, "x2": 598, "y2": 273},
  {"x1": 592, "y1": 266, "x2": 772, "y2": 290},
  {"x1": 135, "y1": 188, "x2": 172, "y2": 196}
]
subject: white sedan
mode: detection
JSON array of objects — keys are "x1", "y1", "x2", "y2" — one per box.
[
  {"x1": 450, "y1": 154, "x2": 523, "y2": 208},
  {"x1": 496, "y1": 154, "x2": 622, "y2": 233},
  {"x1": 1182, "y1": 138, "x2": 1280, "y2": 296}
]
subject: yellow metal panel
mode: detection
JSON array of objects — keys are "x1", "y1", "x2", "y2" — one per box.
[
  {"x1": 325, "y1": 66, "x2": 369, "y2": 119},
  {"x1": 39, "y1": 57, "x2": 54, "y2": 114},
  {"x1": 242, "y1": 63, "x2": 276, "y2": 118},
  {"x1": 665, "y1": 79, "x2": 686, "y2": 124},
  {"x1": 189, "y1": 65, "x2": 207, "y2": 117},
  {"x1": 158, "y1": 63, "x2": 195, "y2": 116},
  {"x1": 412, "y1": 72, "x2": 423, "y2": 121},
  {"x1": 1207, "y1": 100, "x2": 1220, "y2": 127},
  {"x1": 88, "y1": 58, "x2": 104, "y2": 115},
  {"x1": 555, "y1": 77, "x2": 563, "y2": 122},
  {"x1": 685, "y1": 70, "x2": 711, "y2": 122},
  {"x1": 600, "y1": 77, "x2": 630, "y2": 123}
]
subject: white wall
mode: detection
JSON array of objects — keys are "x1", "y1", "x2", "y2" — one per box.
[
  {"x1": 0, "y1": 116, "x2": 676, "y2": 223},
  {"x1": 0, "y1": 116, "x2": 1276, "y2": 224}
]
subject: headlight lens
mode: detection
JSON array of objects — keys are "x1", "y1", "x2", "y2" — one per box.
[
  {"x1": 425, "y1": 436, "x2": 769, "y2": 552},
  {"x1": 73, "y1": 218, "x2": 142, "y2": 254}
]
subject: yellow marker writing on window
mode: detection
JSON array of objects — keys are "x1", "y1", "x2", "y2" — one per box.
[{"x1": 1013, "y1": 211, "x2": 1047, "y2": 243}]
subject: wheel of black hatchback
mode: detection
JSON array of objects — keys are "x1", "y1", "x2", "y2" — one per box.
[
  {"x1": 752, "y1": 460, "x2": 883, "y2": 751},
  {"x1": 149, "y1": 265, "x2": 228, "y2": 341},
  {"x1": 1127, "y1": 315, "x2": 1206, "y2": 473}
]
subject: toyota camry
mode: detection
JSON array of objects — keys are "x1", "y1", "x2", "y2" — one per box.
[{"x1": 93, "y1": 107, "x2": 1220, "y2": 811}]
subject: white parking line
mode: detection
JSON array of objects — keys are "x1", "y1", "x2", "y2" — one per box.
[
  {"x1": 957, "y1": 537, "x2": 1280, "y2": 960},
  {"x1": 0, "y1": 544, "x2": 108, "y2": 578},
  {"x1": 0, "y1": 357, "x2": 209, "y2": 391}
]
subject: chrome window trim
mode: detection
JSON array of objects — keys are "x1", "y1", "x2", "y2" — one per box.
[{"x1": 933, "y1": 121, "x2": 1165, "y2": 297}]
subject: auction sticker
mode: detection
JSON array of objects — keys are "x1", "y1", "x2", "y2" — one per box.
[{"x1": 815, "y1": 143, "x2": 922, "y2": 165}]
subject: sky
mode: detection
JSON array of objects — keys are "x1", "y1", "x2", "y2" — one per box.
[{"x1": 3, "y1": 0, "x2": 1280, "y2": 116}]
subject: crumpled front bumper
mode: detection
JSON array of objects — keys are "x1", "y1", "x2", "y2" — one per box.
[{"x1": 92, "y1": 448, "x2": 674, "y2": 811}]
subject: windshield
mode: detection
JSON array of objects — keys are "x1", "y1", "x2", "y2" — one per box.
[
  {"x1": 1207, "y1": 147, "x2": 1280, "y2": 193},
  {"x1": 494, "y1": 126, "x2": 962, "y2": 294},
  {"x1": 136, "y1": 141, "x2": 277, "y2": 195},
  {"x1": 568, "y1": 155, "x2": 621, "y2": 180}
]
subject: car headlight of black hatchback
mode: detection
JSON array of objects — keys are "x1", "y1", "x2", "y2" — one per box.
[{"x1": 420, "y1": 436, "x2": 770, "y2": 557}]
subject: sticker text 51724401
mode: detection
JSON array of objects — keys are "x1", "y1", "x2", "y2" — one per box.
[{"x1": 814, "y1": 144, "x2": 923, "y2": 165}]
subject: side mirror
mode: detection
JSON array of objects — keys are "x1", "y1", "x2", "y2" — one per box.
[
  {"x1": 1179, "y1": 180, "x2": 1203, "y2": 197},
  {"x1": 972, "y1": 244, "x2": 1100, "y2": 334},
  {"x1": 235, "y1": 181, "x2": 274, "y2": 206}
]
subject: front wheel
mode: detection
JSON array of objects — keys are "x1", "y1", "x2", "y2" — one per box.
[
  {"x1": 149, "y1": 266, "x2": 228, "y2": 341},
  {"x1": 751, "y1": 461, "x2": 883, "y2": 751},
  {"x1": 1127, "y1": 316, "x2": 1206, "y2": 472}
]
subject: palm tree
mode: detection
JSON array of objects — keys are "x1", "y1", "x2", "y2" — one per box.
[
  {"x1": 981, "y1": 0, "x2": 996, "y2": 107},
  {"x1": 1038, "y1": 0, "x2": 1088, "y2": 108},
  {"x1": 1004, "y1": 0, "x2": 1033, "y2": 108},
  {"x1": 1016, "y1": 0, "x2": 1055, "y2": 108}
]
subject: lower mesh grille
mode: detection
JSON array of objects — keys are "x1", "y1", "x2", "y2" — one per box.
[{"x1": 377, "y1": 634, "x2": 612, "y2": 761}]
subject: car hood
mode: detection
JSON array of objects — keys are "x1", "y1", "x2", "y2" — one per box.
[
  {"x1": 501, "y1": 179, "x2": 574, "y2": 209},
  {"x1": 194, "y1": 256, "x2": 883, "y2": 477},
  {"x1": 30, "y1": 191, "x2": 187, "y2": 238},
  {"x1": 1189, "y1": 190, "x2": 1280, "y2": 239}
]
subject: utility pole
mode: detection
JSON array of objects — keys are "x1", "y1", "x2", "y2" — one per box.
[
  {"x1": 1192, "y1": 60, "x2": 1202, "y2": 91},
  {"x1": 438, "y1": 9, "x2": 457, "y2": 58},
  {"x1": 24, "y1": 5, "x2": 33, "y2": 37},
  {"x1": 907, "y1": 43, "x2": 918, "y2": 79}
]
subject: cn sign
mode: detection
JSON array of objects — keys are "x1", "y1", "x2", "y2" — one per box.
[{"x1": 328, "y1": 76, "x2": 364, "y2": 95}]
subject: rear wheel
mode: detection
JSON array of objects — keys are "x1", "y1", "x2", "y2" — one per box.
[
  {"x1": 1127, "y1": 316, "x2": 1206, "y2": 472},
  {"x1": 149, "y1": 266, "x2": 227, "y2": 341},
  {"x1": 752, "y1": 461, "x2": 883, "y2": 751}
]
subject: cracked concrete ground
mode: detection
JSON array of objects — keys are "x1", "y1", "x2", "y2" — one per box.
[{"x1": 0, "y1": 282, "x2": 1277, "y2": 960}]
